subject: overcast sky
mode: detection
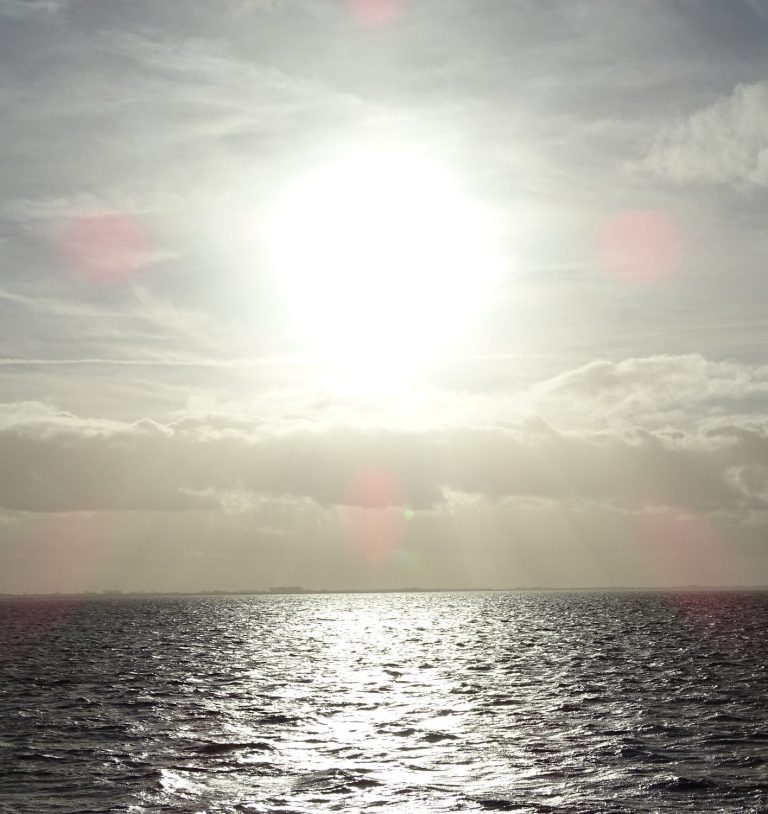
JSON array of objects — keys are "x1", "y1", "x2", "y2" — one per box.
[{"x1": 3, "y1": 0, "x2": 768, "y2": 592}]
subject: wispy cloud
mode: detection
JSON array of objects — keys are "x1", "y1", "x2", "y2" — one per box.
[
  {"x1": 635, "y1": 79, "x2": 768, "y2": 188},
  {"x1": 0, "y1": 0, "x2": 66, "y2": 19}
]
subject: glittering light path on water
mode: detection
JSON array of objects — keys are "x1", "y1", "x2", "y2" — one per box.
[{"x1": 2, "y1": 591, "x2": 767, "y2": 813}]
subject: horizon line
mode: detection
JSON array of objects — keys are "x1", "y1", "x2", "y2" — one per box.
[{"x1": 2, "y1": 585, "x2": 768, "y2": 599}]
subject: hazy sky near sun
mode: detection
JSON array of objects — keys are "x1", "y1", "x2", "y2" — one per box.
[{"x1": 3, "y1": 0, "x2": 768, "y2": 592}]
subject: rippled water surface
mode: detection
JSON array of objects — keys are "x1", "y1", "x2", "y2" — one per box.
[{"x1": 2, "y1": 591, "x2": 768, "y2": 813}]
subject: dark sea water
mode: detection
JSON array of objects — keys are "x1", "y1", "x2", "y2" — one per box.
[{"x1": 1, "y1": 592, "x2": 767, "y2": 814}]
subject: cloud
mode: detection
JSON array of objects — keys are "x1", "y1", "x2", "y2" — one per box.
[
  {"x1": 0, "y1": 27, "x2": 367, "y2": 207},
  {"x1": 531, "y1": 354, "x2": 768, "y2": 429},
  {"x1": 2, "y1": 355, "x2": 768, "y2": 519},
  {"x1": 0, "y1": 0, "x2": 65, "y2": 18},
  {"x1": 636, "y1": 79, "x2": 768, "y2": 187}
]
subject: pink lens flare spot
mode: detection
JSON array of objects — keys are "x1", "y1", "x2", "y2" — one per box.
[
  {"x1": 0, "y1": 512, "x2": 111, "y2": 653},
  {"x1": 634, "y1": 506, "x2": 745, "y2": 592},
  {"x1": 345, "y1": 468, "x2": 406, "y2": 564},
  {"x1": 19, "y1": 512, "x2": 109, "y2": 595},
  {"x1": 61, "y1": 211, "x2": 149, "y2": 285},
  {"x1": 599, "y1": 209, "x2": 682, "y2": 284},
  {"x1": 349, "y1": 468, "x2": 402, "y2": 509},
  {"x1": 347, "y1": 0, "x2": 403, "y2": 26}
]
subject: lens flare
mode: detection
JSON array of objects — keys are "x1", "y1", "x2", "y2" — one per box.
[
  {"x1": 599, "y1": 209, "x2": 682, "y2": 284},
  {"x1": 60, "y1": 211, "x2": 148, "y2": 285},
  {"x1": 347, "y1": 0, "x2": 402, "y2": 26},
  {"x1": 0, "y1": 511, "x2": 111, "y2": 654},
  {"x1": 633, "y1": 506, "x2": 744, "y2": 588},
  {"x1": 344, "y1": 468, "x2": 406, "y2": 563},
  {"x1": 11, "y1": 512, "x2": 110, "y2": 595}
]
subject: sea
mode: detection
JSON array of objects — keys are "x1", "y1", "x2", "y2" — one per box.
[{"x1": 1, "y1": 591, "x2": 767, "y2": 814}]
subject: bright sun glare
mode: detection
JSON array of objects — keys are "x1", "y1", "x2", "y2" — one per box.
[{"x1": 270, "y1": 146, "x2": 500, "y2": 393}]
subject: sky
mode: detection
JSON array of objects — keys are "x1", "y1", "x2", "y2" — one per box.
[{"x1": 3, "y1": 0, "x2": 768, "y2": 592}]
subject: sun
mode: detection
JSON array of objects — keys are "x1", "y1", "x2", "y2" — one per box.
[{"x1": 269, "y1": 145, "x2": 500, "y2": 393}]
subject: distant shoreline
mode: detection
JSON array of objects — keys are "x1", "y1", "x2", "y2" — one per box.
[{"x1": 2, "y1": 586, "x2": 767, "y2": 600}]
